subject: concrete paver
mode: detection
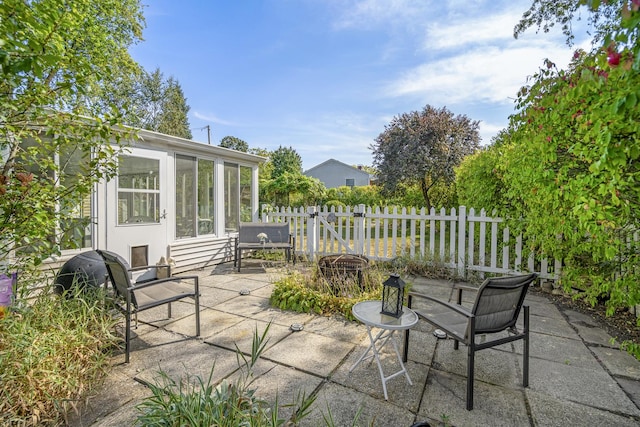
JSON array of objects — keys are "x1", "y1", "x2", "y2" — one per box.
[{"x1": 69, "y1": 262, "x2": 640, "y2": 427}]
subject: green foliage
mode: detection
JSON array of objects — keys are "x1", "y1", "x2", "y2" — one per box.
[
  {"x1": 0, "y1": 286, "x2": 119, "y2": 426},
  {"x1": 262, "y1": 171, "x2": 326, "y2": 207},
  {"x1": 219, "y1": 135, "x2": 249, "y2": 152},
  {"x1": 270, "y1": 265, "x2": 388, "y2": 319},
  {"x1": 371, "y1": 105, "x2": 480, "y2": 211},
  {"x1": 0, "y1": 0, "x2": 144, "y2": 270},
  {"x1": 270, "y1": 146, "x2": 303, "y2": 179},
  {"x1": 135, "y1": 323, "x2": 316, "y2": 426},
  {"x1": 324, "y1": 185, "x2": 384, "y2": 208},
  {"x1": 453, "y1": 0, "x2": 640, "y2": 359},
  {"x1": 129, "y1": 68, "x2": 192, "y2": 139},
  {"x1": 157, "y1": 77, "x2": 192, "y2": 139},
  {"x1": 455, "y1": 142, "x2": 506, "y2": 211}
]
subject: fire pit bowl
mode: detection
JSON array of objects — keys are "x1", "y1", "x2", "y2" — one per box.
[{"x1": 318, "y1": 254, "x2": 369, "y2": 286}]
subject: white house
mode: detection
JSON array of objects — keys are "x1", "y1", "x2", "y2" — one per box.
[
  {"x1": 303, "y1": 158, "x2": 371, "y2": 188},
  {"x1": 49, "y1": 128, "x2": 264, "y2": 273}
]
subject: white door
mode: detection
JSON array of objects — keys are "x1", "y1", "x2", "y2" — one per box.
[{"x1": 105, "y1": 148, "x2": 169, "y2": 267}]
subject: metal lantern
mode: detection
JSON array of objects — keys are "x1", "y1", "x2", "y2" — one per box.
[{"x1": 381, "y1": 274, "x2": 405, "y2": 318}]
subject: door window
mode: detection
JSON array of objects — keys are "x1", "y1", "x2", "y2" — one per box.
[{"x1": 117, "y1": 155, "x2": 160, "y2": 224}]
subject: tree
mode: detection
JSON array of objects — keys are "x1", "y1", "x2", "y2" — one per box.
[
  {"x1": 371, "y1": 105, "x2": 480, "y2": 211},
  {"x1": 157, "y1": 77, "x2": 192, "y2": 139},
  {"x1": 219, "y1": 136, "x2": 249, "y2": 152},
  {"x1": 261, "y1": 172, "x2": 325, "y2": 207},
  {"x1": 130, "y1": 69, "x2": 192, "y2": 138},
  {"x1": 269, "y1": 146, "x2": 302, "y2": 179},
  {"x1": 0, "y1": 0, "x2": 144, "y2": 273}
]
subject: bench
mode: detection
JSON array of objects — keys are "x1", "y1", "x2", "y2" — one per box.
[{"x1": 234, "y1": 222, "x2": 295, "y2": 272}]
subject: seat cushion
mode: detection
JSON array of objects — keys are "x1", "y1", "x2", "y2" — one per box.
[{"x1": 133, "y1": 281, "x2": 195, "y2": 310}]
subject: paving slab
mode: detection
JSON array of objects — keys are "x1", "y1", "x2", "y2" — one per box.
[
  {"x1": 204, "y1": 317, "x2": 292, "y2": 354},
  {"x1": 303, "y1": 315, "x2": 368, "y2": 344},
  {"x1": 529, "y1": 358, "x2": 640, "y2": 416},
  {"x1": 527, "y1": 390, "x2": 640, "y2": 427},
  {"x1": 302, "y1": 382, "x2": 417, "y2": 427},
  {"x1": 263, "y1": 329, "x2": 356, "y2": 377},
  {"x1": 591, "y1": 346, "x2": 640, "y2": 379},
  {"x1": 417, "y1": 369, "x2": 530, "y2": 427},
  {"x1": 68, "y1": 263, "x2": 640, "y2": 427}
]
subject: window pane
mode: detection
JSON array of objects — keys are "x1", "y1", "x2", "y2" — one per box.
[
  {"x1": 240, "y1": 165, "x2": 252, "y2": 222},
  {"x1": 224, "y1": 163, "x2": 239, "y2": 232},
  {"x1": 118, "y1": 156, "x2": 159, "y2": 190},
  {"x1": 198, "y1": 159, "x2": 215, "y2": 235},
  {"x1": 176, "y1": 155, "x2": 196, "y2": 238},
  {"x1": 60, "y1": 147, "x2": 93, "y2": 250},
  {"x1": 117, "y1": 155, "x2": 160, "y2": 224}
]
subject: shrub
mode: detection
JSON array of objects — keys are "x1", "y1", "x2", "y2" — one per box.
[
  {"x1": 270, "y1": 262, "x2": 396, "y2": 319},
  {"x1": 0, "y1": 284, "x2": 119, "y2": 426}
]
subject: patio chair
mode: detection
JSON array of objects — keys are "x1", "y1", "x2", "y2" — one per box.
[
  {"x1": 96, "y1": 250, "x2": 200, "y2": 363},
  {"x1": 403, "y1": 273, "x2": 537, "y2": 410}
]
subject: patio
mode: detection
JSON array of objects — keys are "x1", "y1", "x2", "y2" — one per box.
[{"x1": 70, "y1": 260, "x2": 640, "y2": 426}]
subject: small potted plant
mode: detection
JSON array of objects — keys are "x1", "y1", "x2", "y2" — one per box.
[{"x1": 257, "y1": 232, "x2": 268, "y2": 245}]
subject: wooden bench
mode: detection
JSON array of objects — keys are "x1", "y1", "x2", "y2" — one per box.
[{"x1": 234, "y1": 222, "x2": 295, "y2": 272}]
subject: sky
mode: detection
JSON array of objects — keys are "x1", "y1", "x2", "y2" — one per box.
[{"x1": 129, "y1": 0, "x2": 591, "y2": 171}]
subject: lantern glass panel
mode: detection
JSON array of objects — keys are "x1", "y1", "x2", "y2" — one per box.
[{"x1": 381, "y1": 274, "x2": 404, "y2": 318}]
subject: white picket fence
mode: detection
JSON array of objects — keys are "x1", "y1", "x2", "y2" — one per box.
[{"x1": 263, "y1": 205, "x2": 561, "y2": 282}]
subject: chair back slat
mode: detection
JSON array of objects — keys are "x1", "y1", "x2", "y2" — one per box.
[
  {"x1": 97, "y1": 250, "x2": 136, "y2": 307},
  {"x1": 472, "y1": 273, "x2": 537, "y2": 333}
]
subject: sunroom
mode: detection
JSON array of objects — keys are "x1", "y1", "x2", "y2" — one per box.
[{"x1": 52, "y1": 128, "x2": 264, "y2": 273}]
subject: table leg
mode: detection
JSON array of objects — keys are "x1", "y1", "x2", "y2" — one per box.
[{"x1": 349, "y1": 325, "x2": 413, "y2": 400}]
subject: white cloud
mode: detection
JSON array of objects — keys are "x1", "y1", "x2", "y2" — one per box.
[
  {"x1": 385, "y1": 40, "x2": 575, "y2": 105},
  {"x1": 332, "y1": 0, "x2": 430, "y2": 31},
  {"x1": 424, "y1": 10, "x2": 524, "y2": 50},
  {"x1": 192, "y1": 111, "x2": 238, "y2": 127}
]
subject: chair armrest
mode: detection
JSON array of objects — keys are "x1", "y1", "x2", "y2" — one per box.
[
  {"x1": 452, "y1": 284, "x2": 478, "y2": 305},
  {"x1": 408, "y1": 291, "x2": 473, "y2": 318},
  {"x1": 130, "y1": 275, "x2": 199, "y2": 292},
  {"x1": 453, "y1": 284, "x2": 479, "y2": 292},
  {"x1": 128, "y1": 264, "x2": 169, "y2": 273}
]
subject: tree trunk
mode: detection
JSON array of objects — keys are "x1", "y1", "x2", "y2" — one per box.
[{"x1": 420, "y1": 178, "x2": 432, "y2": 211}]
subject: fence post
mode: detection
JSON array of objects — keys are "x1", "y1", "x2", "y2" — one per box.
[
  {"x1": 307, "y1": 206, "x2": 317, "y2": 260},
  {"x1": 457, "y1": 206, "x2": 467, "y2": 279},
  {"x1": 355, "y1": 204, "x2": 366, "y2": 255}
]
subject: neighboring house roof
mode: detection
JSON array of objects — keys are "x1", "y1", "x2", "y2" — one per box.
[
  {"x1": 303, "y1": 158, "x2": 372, "y2": 188},
  {"x1": 303, "y1": 158, "x2": 366, "y2": 175}
]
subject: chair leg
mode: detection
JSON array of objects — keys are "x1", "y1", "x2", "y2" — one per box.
[
  {"x1": 467, "y1": 345, "x2": 474, "y2": 410},
  {"x1": 167, "y1": 302, "x2": 172, "y2": 319},
  {"x1": 466, "y1": 316, "x2": 476, "y2": 410},
  {"x1": 403, "y1": 294, "x2": 413, "y2": 363},
  {"x1": 523, "y1": 305, "x2": 530, "y2": 387},
  {"x1": 403, "y1": 328, "x2": 410, "y2": 363},
  {"x1": 125, "y1": 311, "x2": 131, "y2": 364},
  {"x1": 195, "y1": 287, "x2": 201, "y2": 337}
]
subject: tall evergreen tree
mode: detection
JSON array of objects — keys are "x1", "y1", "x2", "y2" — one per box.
[{"x1": 158, "y1": 77, "x2": 192, "y2": 139}]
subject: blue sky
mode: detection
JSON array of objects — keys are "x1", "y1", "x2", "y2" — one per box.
[{"x1": 130, "y1": 0, "x2": 590, "y2": 171}]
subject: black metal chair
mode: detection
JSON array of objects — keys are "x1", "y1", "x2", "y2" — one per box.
[
  {"x1": 97, "y1": 250, "x2": 200, "y2": 363},
  {"x1": 403, "y1": 273, "x2": 537, "y2": 410}
]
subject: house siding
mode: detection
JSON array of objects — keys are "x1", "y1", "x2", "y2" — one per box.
[{"x1": 304, "y1": 159, "x2": 370, "y2": 188}]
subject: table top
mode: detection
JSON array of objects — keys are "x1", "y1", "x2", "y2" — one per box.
[{"x1": 352, "y1": 300, "x2": 418, "y2": 330}]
